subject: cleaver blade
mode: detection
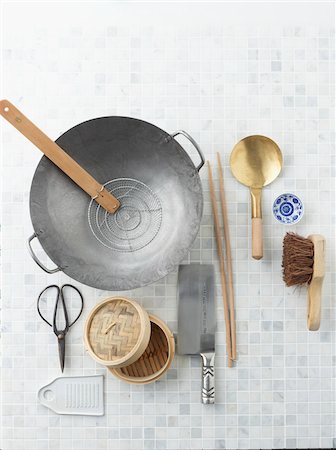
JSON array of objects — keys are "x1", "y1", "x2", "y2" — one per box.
[{"x1": 177, "y1": 264, "x2": 216, "y2": 404}]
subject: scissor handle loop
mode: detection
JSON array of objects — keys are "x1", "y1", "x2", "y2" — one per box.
[{"x1": 37, "y1": 284, "x2": 84, "y2": 334}]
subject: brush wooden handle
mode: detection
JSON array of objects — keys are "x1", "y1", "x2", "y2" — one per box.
[
  {"x1": 307, "y1": 234, "x2": 325, "y2": 331},
  {"x1": 0, "y1": 99, "x2": 120, "y2": 214},
  {"x1": 307, "y1": 278, "x2": 323, "y2": 331},
  {"x1": 252, "y1": 218, "x2": 263, "y2": 260}
]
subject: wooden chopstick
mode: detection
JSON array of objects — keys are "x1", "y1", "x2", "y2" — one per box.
[
  {"x1": 217, "y1": 153, "x2": 236, "y2": 361},
  {"x1": 207, "y1": 161, "x2": 233, "y2": 368}
]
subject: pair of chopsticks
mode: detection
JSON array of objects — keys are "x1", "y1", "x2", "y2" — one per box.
[{"x1": 208, "y1": 154, "x2": 236, "y2": 368}]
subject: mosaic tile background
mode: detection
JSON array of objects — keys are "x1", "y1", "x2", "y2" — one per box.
[{"x1": 1, "y1": 2, "x2": 335, "y2": 450}]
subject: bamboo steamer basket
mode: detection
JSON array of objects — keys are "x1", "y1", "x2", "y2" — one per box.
[
  {"x1": 110, "y1": 314, "x2": 175, "y2": 384},
  {"x1": 84, "y1": 297, "x2": 175, "y2": 384}
]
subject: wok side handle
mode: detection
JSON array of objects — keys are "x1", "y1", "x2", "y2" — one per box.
[
  {"x1": 170, "y1": 130, "x2": 205, "y2": 172},
  {"x1": 27, "y1": 233, "x2": 61, "y2": 274}
]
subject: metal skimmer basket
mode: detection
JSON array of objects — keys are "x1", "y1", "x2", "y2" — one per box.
[{"x1": 88, "y1": 178, "x2": 163, "y2": 252}]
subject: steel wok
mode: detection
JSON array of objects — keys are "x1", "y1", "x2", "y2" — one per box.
[{"x1": 28, "y1": 117, "x2": 204, "y2": 290}]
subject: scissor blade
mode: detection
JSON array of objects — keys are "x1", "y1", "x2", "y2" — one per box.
[{"x1": 57, "y1": 337, "x2": 66, "y2": 372}]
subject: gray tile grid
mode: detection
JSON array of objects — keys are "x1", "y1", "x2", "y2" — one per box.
[{"x1": 1, "y1": 3, "x2": 335, "y2": 450}]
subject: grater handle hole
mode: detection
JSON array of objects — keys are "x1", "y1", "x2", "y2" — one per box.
[{"x1": 43, "y1": 389, "x2": 55, "y2": 402}]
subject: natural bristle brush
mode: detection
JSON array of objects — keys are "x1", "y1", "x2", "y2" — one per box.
[{"x1": 282, "y1": 232, "x2": 325, "y2": 331}]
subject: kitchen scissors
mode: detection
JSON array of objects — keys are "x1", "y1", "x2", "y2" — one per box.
[{"x1": 37, "y1": 284, "x2": 84, "y2": 372}]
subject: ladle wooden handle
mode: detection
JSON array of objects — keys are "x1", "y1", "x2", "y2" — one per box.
[
  {"x1": 252, "y1": 218, "x2": 263, "y2": 260},
  {"x1": 0, "y1": 99, "x2": 120, "y2": 214},
  {"x1": 250, "y1": 187, "x2": 263, "y2": 260}
]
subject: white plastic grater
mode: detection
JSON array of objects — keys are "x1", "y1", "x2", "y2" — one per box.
[{"x1": 38, "y1": 375, "x2": 104, "y2": 416}]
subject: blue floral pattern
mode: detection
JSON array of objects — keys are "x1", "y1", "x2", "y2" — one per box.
[{"x1": 272, "y1": 193, "x2": 304, "y2": 224}]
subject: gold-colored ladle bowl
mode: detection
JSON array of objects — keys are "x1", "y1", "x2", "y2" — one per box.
[{"x1": 230, "y1": 135, "x2": 283, "y2": 259}]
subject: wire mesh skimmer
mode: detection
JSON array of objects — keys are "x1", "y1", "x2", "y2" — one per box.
[{"x1": 88, "y1": 178, "x2": 163, "y2": 252}]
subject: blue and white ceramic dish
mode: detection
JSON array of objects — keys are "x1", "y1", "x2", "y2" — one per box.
[{"x1": 272, "y1": 193, "x2": 304, "y2": 225}]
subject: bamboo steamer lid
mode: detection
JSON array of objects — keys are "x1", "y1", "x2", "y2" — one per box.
[{"x1": 84, "y1": 297, "x2": 151, "y2": 368}]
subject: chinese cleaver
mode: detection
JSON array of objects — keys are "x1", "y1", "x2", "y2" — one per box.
[{"x1": 177, "y1": 264, "x2": 216, "y2": 404}]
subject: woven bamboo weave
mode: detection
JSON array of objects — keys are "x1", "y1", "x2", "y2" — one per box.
[
  {"x1": 119, "y1": 323, "x2": 169, "y2": 377},
  {"x1": 88, "y1": 299, "x2": 142, "y2": 361}
]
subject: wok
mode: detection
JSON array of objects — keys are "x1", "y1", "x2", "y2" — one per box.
[{"x1": 28, "y1": 116, "x2": 204, "y2": 290}]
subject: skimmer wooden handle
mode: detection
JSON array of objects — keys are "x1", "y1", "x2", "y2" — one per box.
[{"x1": 0, "y1": 99, "x2": 120, "y2": 214}]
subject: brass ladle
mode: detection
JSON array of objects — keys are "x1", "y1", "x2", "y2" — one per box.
[{"x1": 230, "y1": 135, "x2": 283, "y2": 260}]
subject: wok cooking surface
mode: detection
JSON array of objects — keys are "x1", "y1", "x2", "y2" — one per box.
[{"x1": 29, "y1": 117, "x2": 203, "y2": 290}]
